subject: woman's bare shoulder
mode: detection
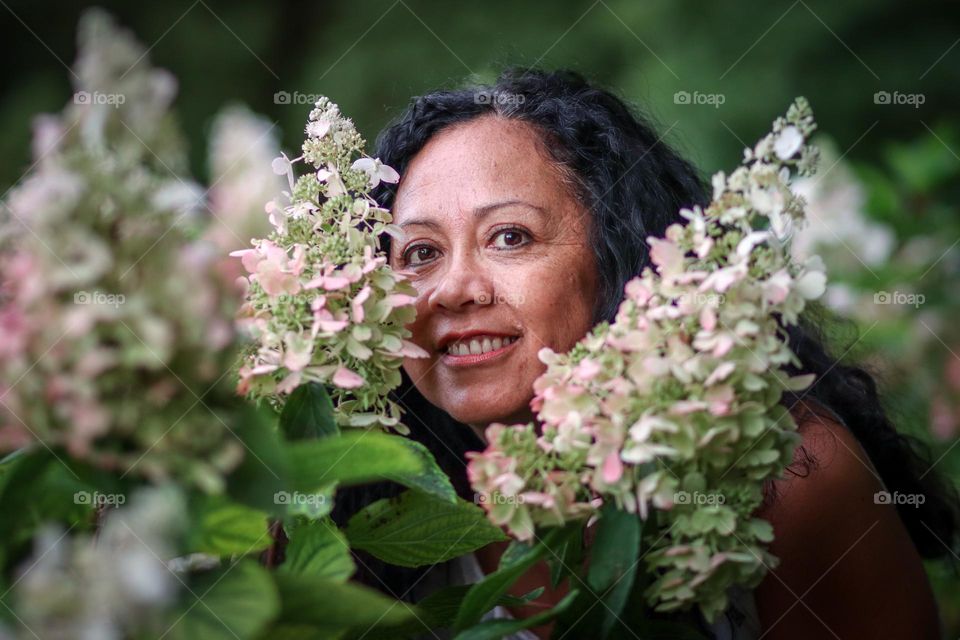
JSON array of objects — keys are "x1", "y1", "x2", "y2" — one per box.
[{"x1": 752, "y1": 400, "x2": 941, "y2": 639}]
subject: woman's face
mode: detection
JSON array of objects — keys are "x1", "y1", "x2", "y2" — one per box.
[{"x1": 388, "y1": 115, "x2": 599, "y2": 433}]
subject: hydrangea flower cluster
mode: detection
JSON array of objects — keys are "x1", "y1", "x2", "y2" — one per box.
[
  {"x1": 232, "y1": 97, "x2": 427, "y2": 430},
  {"x1": 0, "y1": 10, "x2": 245, "y2": 491},
  {"x1": 467, "y1": 99, "x2": 826, "y2": 621},
  {"x1": 9, "y1": 486, "x2": 186, "y2": 640}
]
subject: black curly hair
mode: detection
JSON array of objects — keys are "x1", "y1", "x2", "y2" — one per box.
[{"x1": 331, "y1": 66, "x2": 959, "y2": 604}]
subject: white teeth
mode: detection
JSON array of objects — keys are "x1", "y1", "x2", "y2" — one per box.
[{"x1": 447, "y1": 335, "x2": 517, "y2": 356}]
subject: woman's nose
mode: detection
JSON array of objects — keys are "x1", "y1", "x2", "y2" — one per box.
[{"x1": 427, "y1": 252, "x2": 493, "y2": 312}]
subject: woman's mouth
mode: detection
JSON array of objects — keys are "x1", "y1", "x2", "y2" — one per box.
[{"x1": 441, "y1": 335, "x2": 520, "y2": 367}]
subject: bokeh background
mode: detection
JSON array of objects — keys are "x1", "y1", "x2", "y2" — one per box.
[{"x1": 2, "y1": 0, "x2": 959, "y2": 633}]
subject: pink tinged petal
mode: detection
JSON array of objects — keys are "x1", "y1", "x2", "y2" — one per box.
[
  {"x1": 700, "y1": 306, "x2": 717, "y2": 331},
  {"x1": 383, "y1": 293, "x2": 416, "y2": 308},
  {"x1": 706, "y1": 385, "x2": 735, "y2": 416},
  {"x1": 714, "y1": 333, "x2": 735, "y2": 357},
  {"x1": 323, "y1": 276, "x2": 351, "y2": 291},
  {"x1": 290, "y1": 244, "x2": 307, "y2": 275},
  {"x1": 649, "y1": 238, "x2": 684, "y2": 275},
  {"x1": 399, "y1": 340, "x2": 430, "y2": 358},
  {"x1": 229, "y1": 249, "x2": 261, "y2": 274},
  {"x1": 276, "y1": 371, "x2": 302, "y2": 394},
  {"x1": 575, "y1": 358, "x2": 601, "y2": 380},
  {"x1": 625, "y1": 278, "x2": 653, "y2": 305},
  {"x1": 602, "y1": 451, "x2": 623, "y2": 484},
  {"x1": 249, "y1": 363, "x2": 280, "y2": 376},
  {"x1": 258, "y1": 262, "x2": 300, "y2": 297},
  {"x1": 351, "y1": 286, "x2": 371, "y2": 322},
  {"x1": 332, "y1": 366, "x2": 364, "y2": 389},
  {"x1": 314, "y1": 309, "x2": 349, "y2": 333},
  {"x1": 705, "y1": 361, "x2": 736, "y2": 386}
]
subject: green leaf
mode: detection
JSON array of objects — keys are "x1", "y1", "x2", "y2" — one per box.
[
  {"x1": 286, "y1": 431, "x2": 421, "y2": 491},
  {"x1": 346, "y1": 584, "x2": 547, "y2": 639},
  {"x1": 452, "y1": 590, "x2": 579, "y2": 640},
  {"x1": 0, "y1": 448, "x2": 121, "y2": 546},
  {"x1": 186, "y1": 495, "x2": 271, "y2": 556},
  {"x1": 345, "y1": 490, "x2": 507, "y2": 568},
  {"x1": 226, "y1": 406, "x2": 291, "y2": 516},
  {"x1": 168, "y1": 560, "x2": 279, "y2": 640},
  {"x1": 279, "y1": 383, "x2": 338, "y2": 441},
  {"x1": 282, "y1": 482, "x2": 336, "y2": 521},
  {"x1": 549, "y1": 525, "x2": 583, "y2": 588},
  {"x1": 381, "y1": 438, "x2": 456, "y2": 503},
  {"x1": 279, "y1": 519, "x2": 355, "y2": 581},
  {"x1": 453, "y1": 526, "x2": 575, "y2": 631},
  {"x1": 586, "y1": 504, "x2": 642, "y2": 639},
  {"x1": 272, "y1": 572, "x2": 415, "y2": 634}
]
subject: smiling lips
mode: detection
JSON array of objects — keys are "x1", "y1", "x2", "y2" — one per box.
[
  {"x1": 445, "y1": 335, "x2": 518, "y2": 356},
  {"x1": 440, "y1": 334, "x2": 521, "y2": 367}
]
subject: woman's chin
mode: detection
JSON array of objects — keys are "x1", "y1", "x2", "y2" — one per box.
[{"x1": 447, "y1": 404, "x2": 536, "y2": 434}]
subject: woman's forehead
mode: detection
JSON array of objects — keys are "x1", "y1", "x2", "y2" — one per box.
[{"x1": 392, "y1": 116, "x2": 566, "y2": 221}]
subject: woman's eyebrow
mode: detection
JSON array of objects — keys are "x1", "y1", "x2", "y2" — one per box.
[{"x1": 398, "y1": 199, "x2": 545, "y2": 229}]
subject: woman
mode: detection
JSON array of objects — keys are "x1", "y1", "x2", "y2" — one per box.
[{"x1": 332, "y1": 67, "x2": 958, "y2": 639}]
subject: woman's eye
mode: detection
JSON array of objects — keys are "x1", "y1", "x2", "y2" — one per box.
[
  {"x1": 492, "y1": 228, "x2": 530, "y2": 249},
  {"x1": 403, "y1": 245, "x2": 438, "y2": 266}
]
